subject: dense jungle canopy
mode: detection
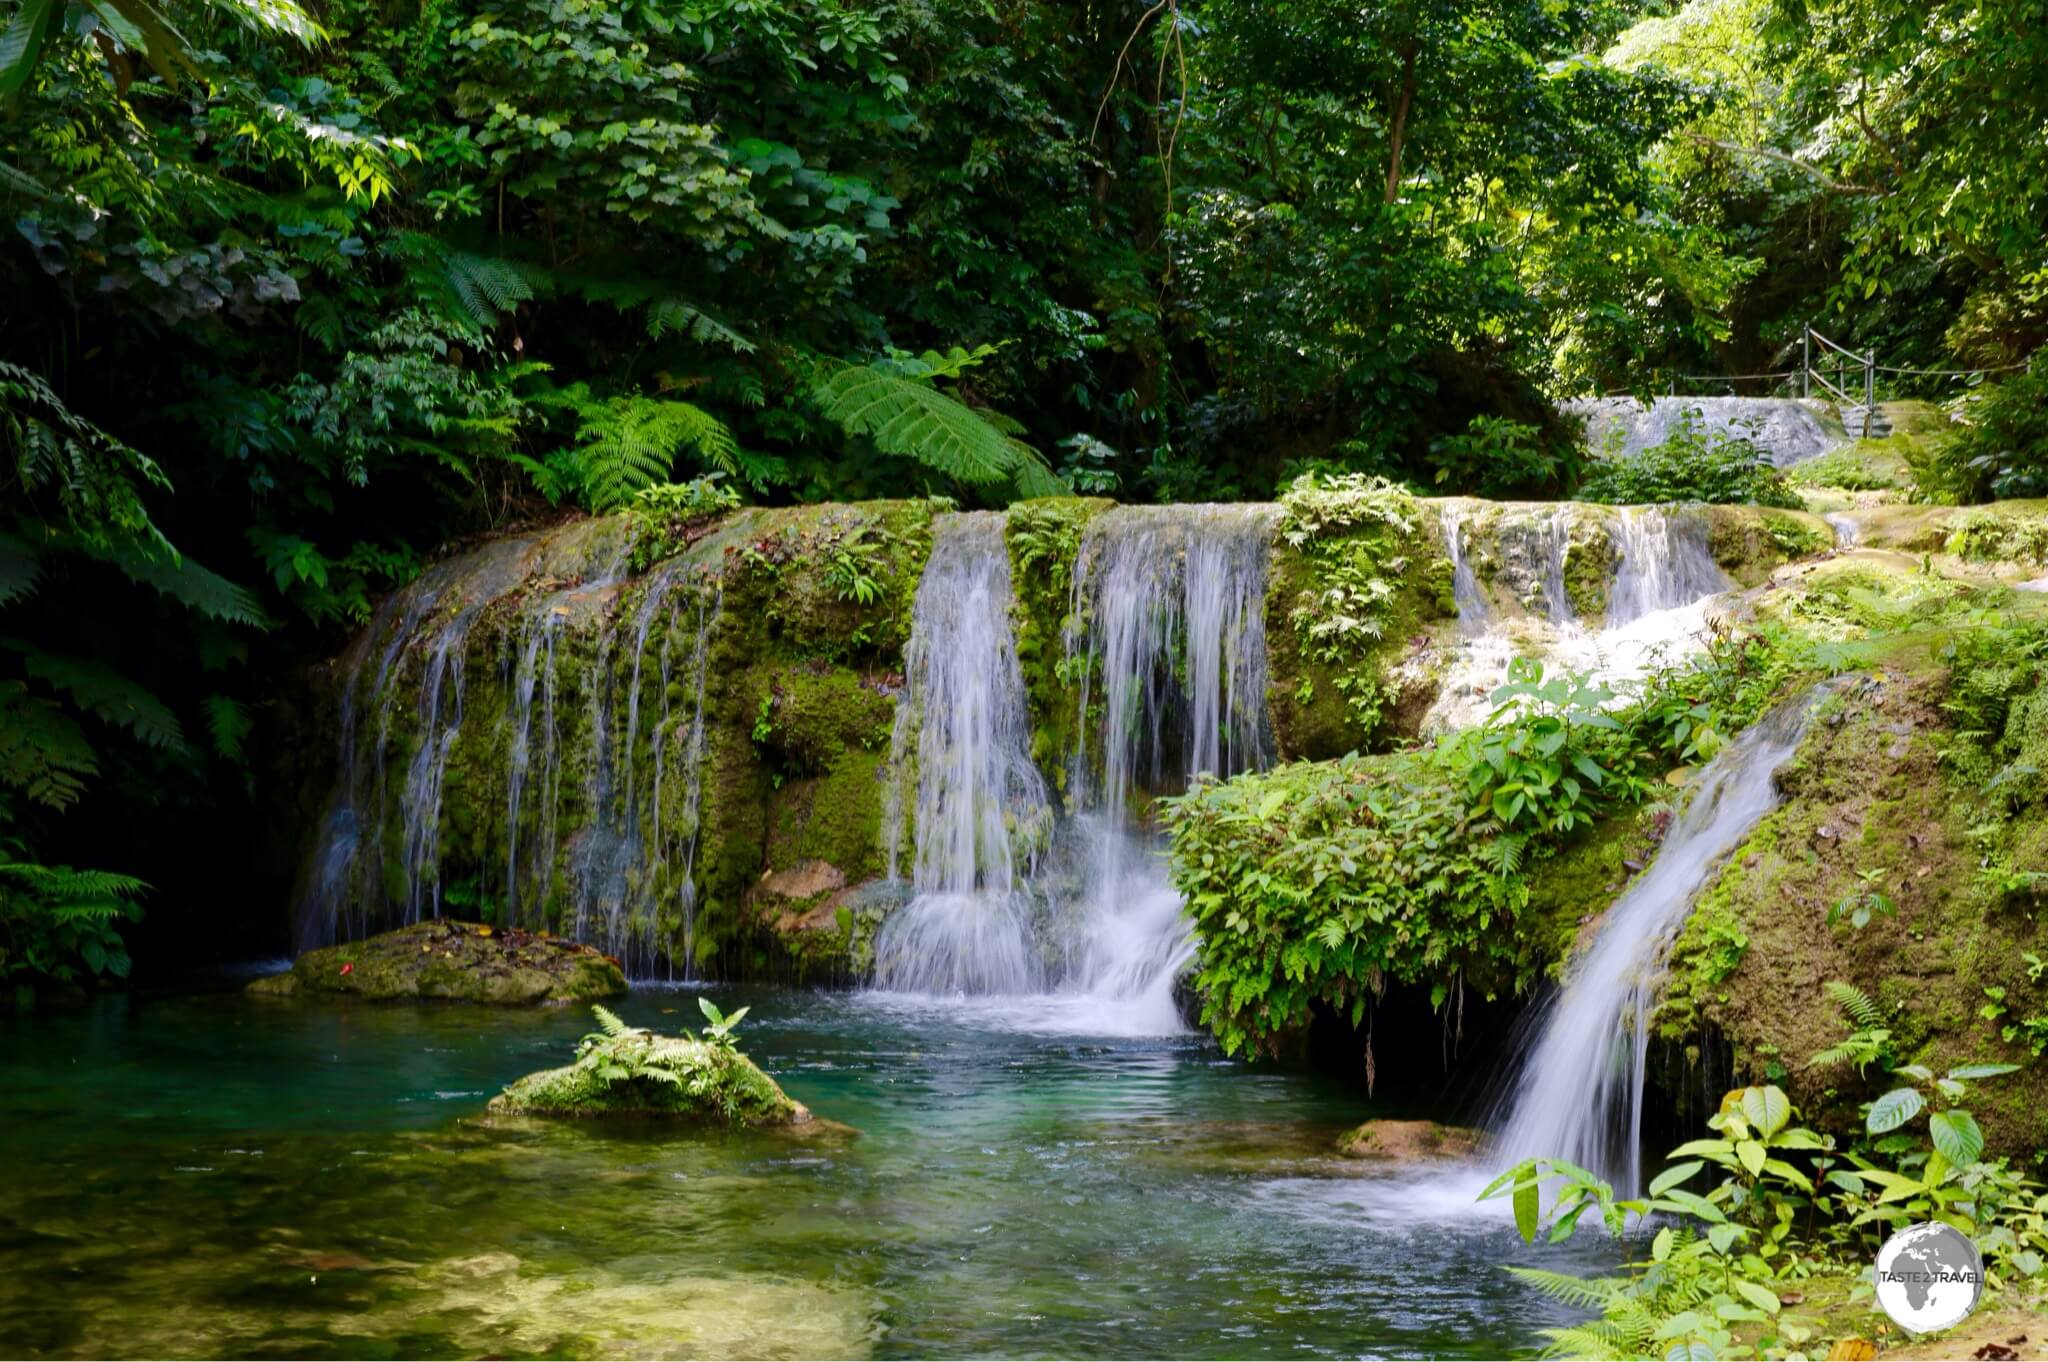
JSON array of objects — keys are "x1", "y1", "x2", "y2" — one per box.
[{"x1": 1, "y1": 0, "x2": 2046, "y2": 979}]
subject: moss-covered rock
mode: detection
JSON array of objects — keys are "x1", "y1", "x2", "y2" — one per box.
[
  {"x1": 250, "y1": 920, "x2": 626, "y2": 1004},
  {"x1": 1658, "y1": 668, "x2": 2048, "y2": 1156},
  {"x1": 1334, "y1": 1119, "x2": 1480, "y2": 1162},
  {"x1": 1265, "y1": 479, "x2": 1457, "y2": 759},
  {"x1": 487, "y1": 1006, "x2": 810, "y2": 1126},
  {"x1": 1004, "y1": 497, "x2": 1114, "y2": 791},
  {"x1": 1702, "y1": 504, "x2": 1835, "y2": 586}
]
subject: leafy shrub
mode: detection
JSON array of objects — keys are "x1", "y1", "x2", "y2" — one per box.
[
  {"x1": 1495, "y1": 1073, "x2": 2048, "y2": 1359},
  {"x1": 1785, "y1": 441, "x2": 1911, "y2": 493},
  {"x1": 1578, "y1": 409, "x2": 1802, "y2": 508},
  {"x1": 1165, "y1": 658, "x2": 1664, "y2": 1056},
  {"x1": 1939, "y1": 353, "x2": 2048, "y2": 501},
  {"x1": 0, "y1": 846, "x2": 145, "y2": 988},
  {"x1": 1426, "y1": 415, "x2": 1580, "y2": 498}
]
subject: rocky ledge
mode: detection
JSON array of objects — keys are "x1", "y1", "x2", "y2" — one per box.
[{"x1": 247, "y1": 920, "x2": 627, "y2": 1004}]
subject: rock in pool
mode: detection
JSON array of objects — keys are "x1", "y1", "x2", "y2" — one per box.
[
  {"x1": 246, "y1": 920, "x2": 626, "y2": 1004},
  {"x1": 487, "y1": 1003, "x2": 813, "y2": 1128},
  {"x1": 1334, "y1": 1119, "x2": 1480, "y2": 1162}
]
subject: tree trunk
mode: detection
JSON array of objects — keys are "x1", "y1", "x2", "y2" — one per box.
[{"x1": 1384, "y1": 44, "x2": 1417, "y2": 204}]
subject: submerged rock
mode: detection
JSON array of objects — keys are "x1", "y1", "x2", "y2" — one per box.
[
  {"x1": 247, "y1": 920, "x2": 626, "y2": 1004},
  {"x1": 1334, "y1": 1119, "x2": 1480, "y2": 1162},
  {"x1": 487, "y1": 1005, "x2": 811, "y2": 1127}
]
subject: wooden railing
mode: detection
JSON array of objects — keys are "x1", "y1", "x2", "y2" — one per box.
[{"x1": 1802, "y1": 326, "x2": 1876, "y2": 435}]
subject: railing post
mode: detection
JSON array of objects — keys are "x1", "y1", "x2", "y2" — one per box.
[
  {"x1": 1802, "y1": 326, "x2": 1811, "y2": 399},
  {"x1": 1864, "y1": 351, "x2": 1875, "y2": 437}
]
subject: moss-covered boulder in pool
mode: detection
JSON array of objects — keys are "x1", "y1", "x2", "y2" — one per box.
[
  {"x1": 1334, "y1": 1119, "x2": 1480, "y2": 1162},
  {"x1": 248, "y1": 920, "x2": 626, "y2": 1004},
  {"x1": 488, "y1": 1003, "x2": 811, "y2": 1127}
]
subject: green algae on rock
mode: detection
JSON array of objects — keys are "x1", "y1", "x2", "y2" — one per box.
[
  {"x1": 1334, "y1": 1119, "x2": 1480, "y2": 1162},
  {"x1": 487, "y1": 1004, "x2": 811, "y2": 1127},
  {"x1": 249, "y1": 920, "x2": 626, "y2": 1003}
]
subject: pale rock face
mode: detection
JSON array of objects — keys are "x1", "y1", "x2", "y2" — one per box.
[{"x1": 1563, "y1": 396, "x2": 1847, "y2": 467}]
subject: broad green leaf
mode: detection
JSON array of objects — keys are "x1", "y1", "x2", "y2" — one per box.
[
  {"x1": 1739, "y1": 1085, "x2": 1791, "y2": 1139},
  {"x1": 1512, "y1": 1174, "x2": 1539, "y2": 1243},
  {"x1": 1928, "y1": 1109, "x2": 1984, "y2": 1167},
  {"x1": 1648, "y1": 1160, "x2": 1704, "y2": 1196},
  {"x1": 1735, "y1": 1139, "x2": 1766, "y2": 1177},
  {"x1": 1731, "y1": 1279, "x2": 1780, "y2": 1314},
  {"x1": 1866, "y1": 1087, "x2": 1924, "y2": 1135}
]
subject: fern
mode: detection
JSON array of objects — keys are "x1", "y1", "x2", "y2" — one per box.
[
  {"x1": 566, "y1": 394, "x2": 741, "y2": 510},
  {"x1": 0, "y1": 531, "x2": 41, "y2": 606},
  {"x1": 591, "y1": 1004, "x2": 634, "y2": 1037},
  {"x1": 1506, "y1": 1266, "x2": 1627, "y2": 1310},
  {"x1": 392, "y1": 233, "x2": 540, "y2": 333},
  {"x1": 4, "y1": 641, "x2": 186, "y2": 751},
  {"x1": 204, "y1": 695, "x2": 251, "y2": 761},
  {"x1": 1826, "y1": 979, "x2": 1883, "y2": 1030},
  {"x1": 61, "y1": 528, "x2": 269, "y2": 627},
  {"x1": 812, "y1": 361, "x2": 1063, "y2": 496},
  {"x1": 646, "y1": 297, "x2": 755, "y2": 353},
  {"x1": 0, "y1": 682, "x2": 98, "y2": 809}
]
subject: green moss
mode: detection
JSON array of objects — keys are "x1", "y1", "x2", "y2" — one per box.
[
  {"x1": 1003, "y1": 497, "x2": 1114, "y2": 791},
  {"x1": 764, "y1": 749, "x2": 888, "y2": 881},
  {"x1": 254, "y1": 919, "x2": 627, "y2": 1004},
  {"x1": 1560, "y1": 519, "x2": 1616, "y2": 622},
  {"x1": 1266, "y1": 478, "x2": 1455, "y2": 759},
  {"x1": 1787, "y1": 439, "x2": 1916, "y2": 493},
  {"x1": 487, "y1": 1009, "x2": 807, "y2": 1126},
  {"x1": 1656, "y1": 670, "x2": 2048, "y2": 1156},
  {"x1": 1523, "y1": 805, "x2": 1667, "y2": 975},
  {"x1": 1702, "y1": 505, "x2": 1833, "y2": 586}
]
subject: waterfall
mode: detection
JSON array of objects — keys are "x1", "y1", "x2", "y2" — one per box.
[
  {"x1": 1424, "y1": 504, "x2": 1735, "y2": 733},
  {"x1": 1606, "y1": 507, "x2": 1728, "y2": 628},
  {"x1": 1441, "y1": 506, "x2": 1489, "y2": 633},
  {"x1": 872, "y1": 504, "x2": 1277, "y2": 1030},
  {"x1": 872, "y1": 512, "x2": 1052, "y2": 995},
  {"x1": 1488, "y1": 690, "x2": 1820, "y2": 1190},
  {"x1": 1060, "y1": 505, "x2": 1278, "y2": 1023}
]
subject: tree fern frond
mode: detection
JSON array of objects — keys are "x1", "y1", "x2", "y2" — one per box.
[
  {"x1": 389, "y1": 232, "x2": 543, "y2": 333},
  {"x1": 812, "y1": 362, "x2": 1029, "y2": 487},
  {"x1": 0, "y1": 860, "x2": 149, "y2": 900},
  {"x1": 570, "y1": 396, "x2": 739, "y2": 510},
  {"x1": 0, "y1": 531, "x2": 42, "y2": 605},
  {"x1": 0, "y1": 680, "x2": 98, "y2": 809},
  {"x1": 4, "y1": 640, "x2": 186, "y2": 751},
  {"x1": 1505, "y1": 1265, "x2": 1628, "y2": 1310},
  {"x1": 1006, "y1": 440, "x2": 1070, "y2": 499},
  {"x1": 65, "y1": 531, "x2": 269, "y2": 627},
  {"x1": 646, "y1": 298, "x2": 755, "y2": 354},
  {"x1": 205, "y1": 695, "x2": 251, "y2": 761},
  {"x1": 1534, "y1": 1323, "x2": 1631, "y2": 1361}
]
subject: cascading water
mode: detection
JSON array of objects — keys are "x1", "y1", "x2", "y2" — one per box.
[
  {"x1": 295, "y1": 516, "x2": 731, "y2": 976},
  {"x1": 1606, "y1": 507, "x2": 1728, "y2": 627},
  {"x1": 872, "y1": 513, "x2": 1053, "y2": 995},
  {"x1": 1425, "y1": 504, "x2": 1733, "y2": 732},
  {"x1": 1488, "y1": 689, "x2": 1821, "y2": 1190},
  {"x1": 870, "y1": 504, "x2": 1277, "y2": 1032},
  {"x1": 1060, "y1": 505, "x2": 1279, "y2": 1025}
]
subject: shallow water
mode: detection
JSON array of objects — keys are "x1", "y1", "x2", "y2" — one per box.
[{"x1": 0, "y1": 984, "x2": 1606, "y2": 1358}]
